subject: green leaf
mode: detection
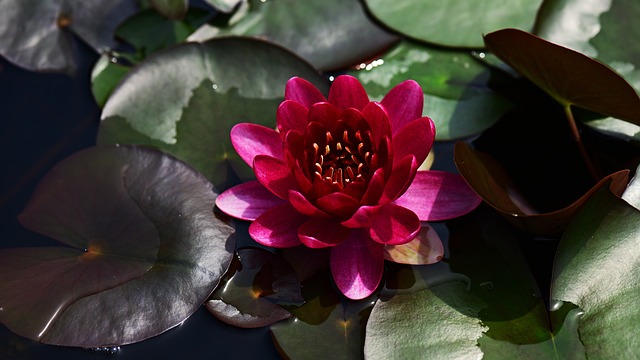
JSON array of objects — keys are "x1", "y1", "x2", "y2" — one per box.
[
  {"x1": 204, "y1": 0, "x2": 244, "y2": 13},
  {"x1": 149, "y1": 0, "x2": 188, "y2": 20},
  {"x1": 484, "y1": 28, "x2": 640, "y2": 127},
  {"x1": 189, "y1": 0, "x2": 398, "y2": 71},
  {"x1": 363, "y1": 0, "x2": 543, "y2": 48},
  {"x1": 91, "y1": 54, "x2": 131, "y2": 108},
  {"x1": 0, "y1": 145, "x2": 235, "y2": 347},
  {"x1": 349, "y1": 40, "x2": 512, "y2": 140},
  {"x1": 97, "y1": 37, "x2": 328, "y2": 189},
  {"x1": 0, "y1": 0, "x2": 137, "y2": 73},
  {"x1": 551, "y1": 178, "x2": 640, "y2": 358}
]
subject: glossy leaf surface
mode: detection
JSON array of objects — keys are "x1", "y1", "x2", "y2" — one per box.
[
  {"x1": 149, "y1": 0, "x2": 188, "y2": 20},
  {"x1": 0, "y1": 145, "x2": 235, "y2": 347}
]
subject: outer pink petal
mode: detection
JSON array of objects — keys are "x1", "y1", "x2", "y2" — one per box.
[
  {"x1": 328, "y1": 75, "x2": 369, "y2": 111},
  {"x1": 298, "y1": 218, "x2": 350, "y2": 248},
  {"x1": 285, "y1": 77, "x2": 327, "y2": 108},
  {"x1": 384, "y1": 225, "x2": 444, "y2": 264},
  {"x1": 361, "y1": 102, "x2": 391, "y2": 146},
  {"x1": 254, "y1": 155, "x2": 299, "y2": 199},
  {"x1": 392, "y1": 117, "x2": 435, "y2": 168},
  {"x1": 231, "y1": 123, "x2": 285, "y2": 168},
  {"x1": 368, "y1": 204, "x2": 420, "y2": 245},
  {"x1": 316, "y1": 192, "x2": 360, "y2": 217},
  {"x1": 330, "y1": 231, "x2": 384, "y2": 300},
  {"x1": 277, "y1": 100, "x2": 308, "y2": 135},
  {"x1": 249, "y1": 203, "x2": 307, "y2": 248},
  {"x1": 381, "y1": 155, "x2": 418, "y2": 203},
  {"x1": 393, "y1": 170, "x2": 482, "y2": 221},
  {"x1": 288, "y1": 190, "x2": 330, "y2": 218},
  {"x1": 380, "y1": 79, "x2": 424, "y2": 135},
  {"x1": 341, "y1": 205, "x2": 382, "y2": 228},
  {"x1": 215, "y1": 181, "x2": 286, "y2": 221}
]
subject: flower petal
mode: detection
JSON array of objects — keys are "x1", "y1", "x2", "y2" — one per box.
[
  {"x1": 360, "y1": 168, "x2": 386, "y2": 205},
  {"x1": 277, "y1": 100, "x2": 309, "y2": 135},
  {"x1": 316, "y1": 192, "x2": 360, "y2": 217},
  {"x1": 384, "y1": 225, "x2": 444, "y2": 265},
  {"x1": 298, "y1": 218, "x2": 350, "y2": 248},
  {"x1": 288, "y1": 190, "x2": 330, "y2": 218},
  {"x1": 328, "y1": 75, "x2": 369, "y2": 111},
  {"x1": 285, "y1": 77, "x2": 327, "y2": 108},
  {"x1": 394, "y1": 170, "x2": 482, "y2": 221},
  {"x1": 381, "y1": 155, "x2": 418, "y2": 203},
  {"x1": 215, "y1": 181, "x2": 286, "y2": 221},
  {"x1": 392, "y1": 117, "x2": 435, "y2": 168},
  {"x1": 381, "y1": 79, "x2": 424, "y2": 135},
  {"x1": 362, "y1": 102, "x2": 391, "y2": 146},
  {"x1": 231, "y1": 123, "x2": 284, "y2": 168},
  {"x1": 369, "y1": 204, "x2": 420, "y2": 245},
  {"x1": 249, "y1": 203, "x2": 307, "y2": 248},
  {"x1": 308, "y1": 102, "x2": 341, "y2": 129},
  {"x1": 254, "y1": 155, "x2": 299, "y2": 199},
  {"x1": 341, "y1": 205, "x2": 382, "y2": 228},
  {"x1": 330, "y1": 231, "x2": 384, "y2": 300}
]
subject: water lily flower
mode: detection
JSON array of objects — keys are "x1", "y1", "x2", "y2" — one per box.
[{"x1": 216, "y1": 75, "x2": 481, "y2": 300}]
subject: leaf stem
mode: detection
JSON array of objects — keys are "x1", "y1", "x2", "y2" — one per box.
[{"x1": 564, "y1": 105, "x2": 599, "y2": 181}]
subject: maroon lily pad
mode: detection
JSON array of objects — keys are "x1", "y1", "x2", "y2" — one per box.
[
  {"x1": 0, "y1": 145, "x2": 235, "y2": 347},
  {"x1": 454, "y1": 142, "x2": 629, "y2": 235},
  {"x1": 484, "y1": 28, "x2": 640, "y2": 126}
]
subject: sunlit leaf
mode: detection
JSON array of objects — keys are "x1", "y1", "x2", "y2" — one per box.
[
  {"x1": 363, "y1": 0, "x2": 543, "y2": 48},
  {"x1": 552, "y1": 179, "x2": 640, "y2": 358},
  {"x1": 0, "y1": 0, "x2": 137, "y2": 73},
  {"x1": 350, "y1": 40, "x2": 512, "y2": 140},
  {"x1": 91, "y1": 53, "x2": 130, "y2": 108},
  {"x1": 97, "y1": 37, "x2": 328, "y2": 189},
  {"x1": 188, "y1": 0, "x2": 398, "y2": 71},
  {"x1": 0, "y1": 145, "x2": 235, "y2": 347},
  {"x1": 149, "y1": 0, "x2": 188, "y2": 20},
  {"x1": 204, "y1": 0, "x2": 244, "y2": 13}
]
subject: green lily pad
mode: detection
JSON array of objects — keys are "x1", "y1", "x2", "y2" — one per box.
[
  {"x1": 0, "y1": 145, "x2": 235, "y2": 347},
  {"x1": 204, "y1": 0, "x2": 244, "y2": 13},
  {"x1": 91, "y1": 53, "x2": 131, "y2": 108},
  {"x1": 363, "y1": 0, "x2": 543, "y2": 48},
  {"x1": 188, "y1": 0, "x2": 399, "y2": 71},
  {"x1": 551, "y1": 177, "x2": 640, "y2": 358},
  {"x1": 349, "y1": 40, "x2": 512, "y2": 140},
  {"x1": 97, "y1": 37, "x2": 328, "y2": 189},
  {"x1": 149, "y1": 0, "x2": 188, "y2": 20},
  {"x1": 484, "y1": 28, "x2": 640, "y2": 127},
  {"x1": 0, "y1": 0, "x2": 137, "y2": 73}
]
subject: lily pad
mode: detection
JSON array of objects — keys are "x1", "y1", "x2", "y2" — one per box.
[
  {"x1": 0, "y1": 145, "x2": 235, "y2": 347},
  {"x1": 454, "y1": 141, "x2": 629, "y2": 235},
  {"x1": 149, "y1": 0, "x2": 189, "y2": 20},
  {"x1": 484, "y1": 28, "x2": 640, "y2": 127},
  {"x1": 91, "y1": 53, "x2": 131, "y2": 108},
  {"x1": 188, "y1": 0, "x2": 399, "y2": 71},
  {"x1": 97, "y1": 37, "x2": 328, "y2": 189},
  {"x1": 204, "y1": 0, "x2": 244, "y2": 13},
  {"x1": 349, "y1": 40, "x2": 512, "y2": 140},
  {"x1": 0, "y1": 0, "x2": 137, "y2": 73},
  {"x1": 363, "y1": 0, "x2": 543, "y2": 48}
]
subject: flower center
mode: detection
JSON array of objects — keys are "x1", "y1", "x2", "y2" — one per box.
[{"x1": 312, "y1": 128, "x2": 374, "y2": 189}]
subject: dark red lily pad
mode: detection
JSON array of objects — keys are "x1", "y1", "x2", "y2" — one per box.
[
  {"x1": 0, "y1": 145, "x2": 235, "y2": 347},
  {"x1": 484, "y1": 28, "x2": 640, "y2": 126},
  {"x1": 454, "y1": 141, "x2": 629, "y2": 235}
]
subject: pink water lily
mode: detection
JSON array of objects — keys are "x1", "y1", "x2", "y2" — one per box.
[{"x1": 216, "y1": 75, "x2": 481, "y2": 300}]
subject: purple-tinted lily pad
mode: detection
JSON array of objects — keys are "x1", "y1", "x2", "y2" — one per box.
[
  {"x1": 0, "y1": 0, "x2": 137, "y2": 73},
  {"x1": 454, "y1": 141, "x2": 630, "y2": 235},
  {"x1": 0, "y1": 145, "x2": 235, "y2": 347},
  {"x1": 484, "y1": 28, "x2": 640, "y2": 127},
  {"x1": 206, "y1": 248, "x2": 302, "y2": 328}
]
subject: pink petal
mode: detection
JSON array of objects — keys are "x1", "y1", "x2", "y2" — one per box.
[
  {"x1": 316, "y1": 192, "x2": 360, "y2": 217},
  {"x1": 381, "y1": 155, "x2": 418, "y2": 203},
  {"x1": 341, "y1": 205, "x2": 382, "y2": 228},
  {"x1": 298, "y1": 218, "x2": 350, "y2": 248},
  {"x1": 328, "y1": 75, "x2": 369, "y2": 111},
  {"x1": 381, "y1": 80, "x2": 424, "y2": 135},
  {"x1": 362, "y1": 102, "x2": 391, "y2": 146},
  {"x1": 394, "y1": 170, "x2": 482, "y2": 221},
  {"x1": 384, "y1": 225, "x2": 444, "y2": 264},
  {"x1": 253, "y1": 155, "x2": 299, "y2": 199},
  {"x1": 288, "y1": 190, "x2": 330, "y2": 218},
  {"x1": 283, "y1": 130, "x2": 306, "y2": 169},
  {"x1": 231, "y1": 123, "x2": 284, "y2": 168},
  {"x1": 330, "y1": 231, "x2": 384, "y2": 300},
  {"x1": 392, "y1": 117, "x2": 435, "y2": 168},
  {"x1": 308, "y1": 102, "x2": 341, "y2": 129},
  {"x1": 277, "y1": 100, "x2": 309, "y2": 135},
  {"x1": 360, "y1": 168, "x2": 386, "y2": 205},
  {"x1": 369, "y1": 204, "x2": 420, "y2": 245},
  {"x1": 249, "y1": 203, "x2": 307, "y2": 248},
  {"x1": 285, "y1": 77, "x2": 327, "y2": 108},
  {"x1": 215, "y1": 181, "x2": 286, "y2": 221}
]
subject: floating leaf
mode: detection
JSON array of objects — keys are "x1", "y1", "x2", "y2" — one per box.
[
  {"x1": 0, "y1": 0, "x2": 137, "y2": 73},
  {"x1": 454, "y1": 141, "x2": 629, "y2": 235},
  {"x1": 204, "y1": 0, "x2": 244, "y2": 13},
  {"x1": 97, "y1": 37, "x2": 328, "y2": 189},
  {"x1": 484, "y1": 28, "x2": 640, "y2": 126},
  {"x1": 551, "y1": 178, "x2": 640, "y2": 358},
  {"x1": 383, "y1": 225, "x2": 443, "y2": 265},
  {"x1": 91, "y1": 53, "x2": 130, "y2": 108},
  {"x1": 188, "y1": 0, "x2": 398, "y2": 71},
  {"x1": 350, "y1": 40, "x2": 512, "y2": 140},
  {"x1": 363, "y1": 0, "x2": 543, "y2": 48},
  {"x1": 149, "y1": 0, "x2": 189, "y2": 20},
  {"x1": 0, "y1": 145, "x2": 235, "y2": 347}
]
